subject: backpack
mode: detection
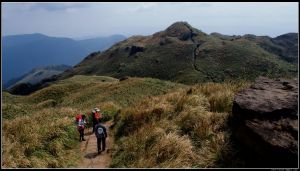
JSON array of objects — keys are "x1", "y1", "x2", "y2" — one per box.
[
  {"x1": 75, "y1": 114, "x2": 82, "y2": 124},
  {"x1": 77, "y1": 118, "x2": 85, "y2": 130},
  {"x1": 97, "y1": 126, "x2": 104, "y2": 138}
]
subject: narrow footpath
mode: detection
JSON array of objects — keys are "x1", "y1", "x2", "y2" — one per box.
[{"x1": 78, "y1": 121, "x2": 114, "y2": 168}]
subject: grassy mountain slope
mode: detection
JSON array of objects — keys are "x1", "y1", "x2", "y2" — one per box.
[
  {"x1": 2, "y1": 74, "x2": 251, "y2": 168},
  {"x1": 2, "y1": 75, "x2": 184, "y2": 168},
  {"x1": 59, "y1": 22, "x2": 297, "y2": 84}
]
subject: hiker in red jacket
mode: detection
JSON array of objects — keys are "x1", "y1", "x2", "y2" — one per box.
[
  {"x1": 92, "y1": 108, "x2": 102, "y2": 133},
  {"x1": 76, "y1": 114, "x2": 87, "y2": 141}
]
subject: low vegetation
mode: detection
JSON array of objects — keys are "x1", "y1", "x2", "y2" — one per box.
[
  {"x1": 2, "y1": 75, "x2": 250, "y2": 168},
  {"x1": 2, "y1": 75, "x2": 184, "y2": 168},
  {"x1": 111, "y1": 80, "x2": 250, "y2": 168},
  {"x1": 2, "y1": 107, "x2": 80, "y2": 168}
]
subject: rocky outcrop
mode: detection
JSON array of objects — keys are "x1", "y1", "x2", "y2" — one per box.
[
  {"x1": 126, "y1": 46, "x2": 145, "y2": 55},
  {"x1": 232, "y1": 76, "x2": 298, "y2": 167}
]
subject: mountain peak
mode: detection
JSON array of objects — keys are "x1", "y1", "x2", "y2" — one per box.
[
  {"x1": 164, "y1": 21, "x2": 204, "y2": 41},
  {"x1": 164, "y1": 22, "x2": 193, "y2": 41},
  {"x1": 166, "y1": 21, "x2": 191, "y2": 30}
]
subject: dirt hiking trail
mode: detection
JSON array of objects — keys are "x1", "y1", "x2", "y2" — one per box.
[{"x1": 78, "y1": 121, "x2": 114, "y2": 168}]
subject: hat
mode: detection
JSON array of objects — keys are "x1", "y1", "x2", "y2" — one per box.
[{"x1": 93, "y1": 107, "x2": 100, "y2": 112}]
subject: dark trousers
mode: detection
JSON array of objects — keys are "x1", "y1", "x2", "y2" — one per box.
[
  {"x1": 92, "y1": 120, "x2": 97, "y2": 133},
  {"x1": 97, "y1": 137, "x2": 106, "y2": 152},
  {"x1": 78, "y1": 129, "x2": 84, "y2": 140}
]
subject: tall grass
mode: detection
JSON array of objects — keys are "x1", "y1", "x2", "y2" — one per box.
[
  {"x1": 2, "y1": 75, "x2": 250, "y2": 168},
  {"x1": 111, "y1": 121, "x2": 197, "y2": 168},
  {"x1": 2, "y1": 107, "x2": 80, "y2": 168},
  {"x1": 111, "y1": 81, "x2": 250, "y2": 168},
  {"x1": 2, "y1": 75, "x2": 183, "y2": 168},
  {"x1": 193, "y1": 80, "x2": 250, "y2": 113}
]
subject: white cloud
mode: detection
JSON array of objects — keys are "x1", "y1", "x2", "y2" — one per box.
[
  {"x1": 122, "y1": 2, "x2": 159, "y2": 12},
  {"x1": 2, "y1": 2, "x2": 92, "y2": 12}
]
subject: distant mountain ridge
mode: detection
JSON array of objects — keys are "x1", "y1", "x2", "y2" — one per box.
[
  {"x1": 58, "y1": 21, "x2": 298, "y2": 84},
  {"x1": 2, "y1": 33, "x2": 126, "y2": 84},
  {"x1": 6, "y1": 22, "x2": 298, "y2": 95},
  {"x1": 242, "y1": 33, "x2": 298, "y2": 63}
]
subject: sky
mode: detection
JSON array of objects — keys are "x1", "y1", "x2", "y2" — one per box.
[{"x1": 2, "y1": 2, "x2": 299, "y2": 39}]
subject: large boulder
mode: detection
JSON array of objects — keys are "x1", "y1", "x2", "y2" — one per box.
[{"x1": 232, "y1": 76, "x2": 298, "y2": 167}]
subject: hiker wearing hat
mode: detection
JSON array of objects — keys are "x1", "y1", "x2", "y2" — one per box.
[{"x1": 92, "y1": 107, "x2": 102, "y2": 133}]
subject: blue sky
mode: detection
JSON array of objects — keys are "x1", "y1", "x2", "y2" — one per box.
[{"x1": 2, "y1": 2, "x2": 298, "y2": 39}]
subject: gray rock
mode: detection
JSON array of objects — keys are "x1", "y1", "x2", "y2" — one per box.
[{"x1": 232, "y1": 76, "x2": 298, "y2": 167}]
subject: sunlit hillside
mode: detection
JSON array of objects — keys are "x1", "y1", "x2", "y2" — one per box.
[
  {"x1": 2, "y1": 74, "x2": 250, "y2": 168},
  {"x1": 2, "y1": 75, "x2": 184, "y2": 168}
]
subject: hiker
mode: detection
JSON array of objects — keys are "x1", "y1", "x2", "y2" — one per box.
[
  {"x1": 94, "y1": 119, "x2": 107, "y2": 154},
  {"x1": 92, "y1": 108, "x2": 102, "y2": 133},
  {"x1": 76, "y1": 114, "x2": 87, "y2": 141}
]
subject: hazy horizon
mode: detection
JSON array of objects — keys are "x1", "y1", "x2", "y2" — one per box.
[
  {"x1": 2, "y1": 32, "x2": 127, "y2": 40},
  {"x1": 2, "y1": 2, "x2": 299, "y2": 39}
]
